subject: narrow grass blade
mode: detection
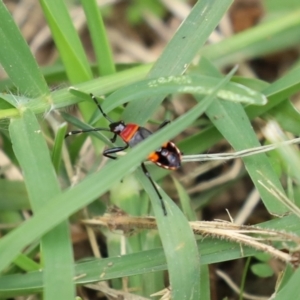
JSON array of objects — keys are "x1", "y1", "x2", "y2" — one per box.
[
  {"x1": 0, "y1": 64, "x2": 152, "y2": 120},
  {"x1": 206, "y1": 98, "x2": 287, "y2": 214},
  {"x1": 173, "y1": 177, "x2": 196, "y2": 221},
  {"x1": 81, "y1": 0, "x2": 115, "y2": 75},
  {"x1": 105, "y1": 74, "x2": 267, "y2": 106},
  {"x1": 136, "y1": 68, "x2": 236, "y2": 300},
  {"x1": 70, "y1": 72, "x2": 266, "y2": 127},
  {"x1": 39, "y1": 0, "x2": 92, "y2": 83},
  {"x1": 269, "y1": 100, "x2": 300, "y2": 135},
  {"x1": 2, "y1": 213, "x2": 299, "y2": 297},
  {"x1": 263, "y1": 122, "x2": 300, "y2": 185},
  {"x1": 51, "y1": 122, "x2": 67, "y2": 173},
  {"x1": 9, "y1": 109, "x2": 75, "y2": 299},
  {"x1": 0, "y1": 180, "x2": 29, "y2": 210},
  {"x1": 272, "y1": 268, "x2": 300, "y2": 300},
  {"x1": 38, "y1": 0, "x2": 98, "y2": 122},
  {"x1": 200, "y1": 10, "x2": 300, "y2": 68},
  {"x1": 178, "y1": 62, "x2": 300, "y2": 158},
  {"x1": 197, "y1": 60, "x2": 287, "y2": 215},
  {"x1": 0, "y1": 3, "x2": 48, "y2": 97},
  {"x1": 0, "y1": 69, "x2": 231, "y2": 274},
  {"x1": 123, "y1": 0, "x2": 233, "y2": 124},
  {"x1": 13, "y1": 254, "x2": 40, "y2": 272},
  {"x1": 138, "y1": 178, "x2": 201, "y2": 299}
]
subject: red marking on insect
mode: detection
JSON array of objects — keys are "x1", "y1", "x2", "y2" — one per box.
[{"x1": 119, "y1": 124, "x2": 139, "y2": 143}]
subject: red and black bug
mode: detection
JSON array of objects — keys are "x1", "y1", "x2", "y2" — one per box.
[{"x1": 65, "y1": 93, "x2": 181, "y2": 215}]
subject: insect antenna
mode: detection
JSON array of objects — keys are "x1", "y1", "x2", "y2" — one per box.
[
  {"x1": 64, "y1": 127, "x2": 112, "y2": 138},
  {"x1": 65, "y1": 93, "x2": 115, "y2": 138},
  {"x1": 90, "y1": 93, "x2": 114, "y2": 123}
]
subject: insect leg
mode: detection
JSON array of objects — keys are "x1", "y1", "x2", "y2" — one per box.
[
  {"x1": 141, "y1": 162, "x2": 167, "y2": 216},
  {"x1": 103, "y1": 144, "x2": 129, "y2": 159},
  {"x1": 158, "y1": 120, "x2": 170, "y2": 130}
]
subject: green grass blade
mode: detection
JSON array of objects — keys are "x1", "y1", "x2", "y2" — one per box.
[
  {"x1": 178, "y1": 63, "x2": 300, "y2": 158},
  {"x1": 269, "y1": 100, "x2": 300, "y2": 135},
  {"x1": 39, "y1": 0, "x2": 92, "y2": 83},
  {"x1": 173, "y1": 177, "x2": 196, "y2": 221},
  {"x1": 105, "y1": 74, "x2": 267, "y2": 106},
  {"x1": 51, "y1": 122, "x2": 67, "y2": 173},
  {"x1": 0, "y1": 180, "x2": 29, "y2": 210},
  {"x1": 9, "y1": 109, "x2": 75, "y2": 299},
  {"x1": 205, "y1": 98, "x2": 286, "y2": 214},
  {"x1": 136, "y1": 68, "x2": 236, "y2": 299},
  {"x1": 123, "y1": 0, "x2": 233, "y2": 124},
  {"x1": 69, "y1": 72, "x2": 266, "y2": 126},
  {"x1": 0, "y1": 3, "x2": 48, "y2": 97},
  {"x1": 2, "y1": 213, "x2": 299, "y2": 297},
  {"x1": 272, "y1": 268, "x2": 300, "y2": 300},
  {"x1": 200, "y1": 10, "x2": 300, "y2": 68},
  {"x1": 139, "y1": 178, "x2": 201, "y2": 299},
  {"x1": 263, "y1": 65, "x2": 300, "y2": 103},
  {"x1": 0, "y1": 70, "x2": 232, "y2": 274},
  {"x1": 0, "y1": 64, "x2": 152, "y2": 120},
  {"x1": 197, "y1": 60, "x2": 287, "y2": 214},
  {"x1": 39, "y1": 0, "x2": 99, "y2": 123},
  {"x1": 13, "y1": 254, "x2": 40, "y2": 272},
  {"x1": 81, "y1": 0, "x2": 115, "y2": 75}
]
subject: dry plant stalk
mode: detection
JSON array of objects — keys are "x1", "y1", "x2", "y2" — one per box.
[{"x1": 82, "y1": 213, "x2": 300, "y2": 266}]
